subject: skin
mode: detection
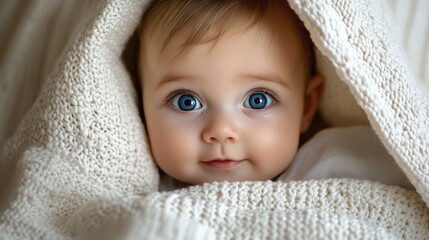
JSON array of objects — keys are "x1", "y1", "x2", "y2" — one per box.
[{"x1": 140, "y1": 6, "x2": 324, "y2": 185}]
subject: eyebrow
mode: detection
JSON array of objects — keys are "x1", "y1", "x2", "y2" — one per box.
[
  {"x1": 240, "y1": 74, "x2": 290, "y2": 89},
  {"x1": 157, "y1": 73, "x2": 290, "y2": 88},
  {"x1": 157, "y1": 74, "x2": 194, "y2": 87}
]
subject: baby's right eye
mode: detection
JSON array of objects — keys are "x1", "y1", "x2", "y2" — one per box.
[{"x1": 170, "y1": 93, "x2": 202, "y2": 111}]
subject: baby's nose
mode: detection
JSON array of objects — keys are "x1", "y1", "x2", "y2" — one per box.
[{"x1": 202, "y1": 114, "x2": 240, "y2": 144}]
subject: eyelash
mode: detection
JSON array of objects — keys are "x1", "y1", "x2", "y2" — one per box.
[
  {"x1": 164, "y1": 89, "x2": 200, "y2": 105},
  {"x1": 246, "y1": 88, "x2": 279, "y2": 103}
]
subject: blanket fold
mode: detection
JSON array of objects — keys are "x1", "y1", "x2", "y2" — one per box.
[
  {"x1": 1, "y1": 0, "x2": 428, "y2": 239},
  {"x1": 68, "y1": 181, "x2": 429, "y2": 239}
]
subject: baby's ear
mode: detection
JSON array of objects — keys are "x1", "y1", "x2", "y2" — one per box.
[{"x1": 300, "y1": 74, "x2": 324, "y2": 132}]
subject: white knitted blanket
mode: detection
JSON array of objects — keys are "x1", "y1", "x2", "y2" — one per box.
[{"x1": 1, "y1": 0, "x2": 429, "y2": 239}]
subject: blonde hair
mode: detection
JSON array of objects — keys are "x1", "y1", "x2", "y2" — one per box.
[{"x1": 139, "y1": 0, "x2": 315, "y2": 76}]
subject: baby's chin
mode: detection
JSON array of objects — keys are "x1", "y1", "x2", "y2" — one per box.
[{"x1": 167, "y1": 162, "x2": 287, "y2": 185}]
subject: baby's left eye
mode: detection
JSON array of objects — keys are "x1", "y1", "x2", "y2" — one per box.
[{"x1": 243, "y1": 92, "x2": 274, "y2": 109}]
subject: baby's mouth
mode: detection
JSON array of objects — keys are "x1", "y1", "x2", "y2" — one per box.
[{"x1": 201, "y1": 159, "x2": 244, "y2": 170}]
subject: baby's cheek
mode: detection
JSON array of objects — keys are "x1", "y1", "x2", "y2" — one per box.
[
  {"x1": 149, "y1": 123, "x2": 197, "y2": 176},
  {"x1": 249, "y1": 122, "x2": 300, "y2": 175}
]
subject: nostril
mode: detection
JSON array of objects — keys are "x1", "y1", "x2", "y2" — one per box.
[{"x1": 226, "y1": 136, "x2": 236, "y2": 142}]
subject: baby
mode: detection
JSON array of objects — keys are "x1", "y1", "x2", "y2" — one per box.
[{"x1": 138, "y1": 0, "x2": 412, "y2": 190}]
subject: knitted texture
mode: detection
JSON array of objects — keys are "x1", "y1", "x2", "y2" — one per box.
[
  {"x1": 288, "y1": 0, "x2": 429, "y2": 201},
  {"x1": 1, "y1": 0, "x2": 429, "y2": 239},
  {"x1": 61, "y1": 181, "x2": 429, "y2": 239}
]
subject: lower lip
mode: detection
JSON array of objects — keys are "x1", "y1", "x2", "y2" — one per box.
[{"x1": 202, "y1": 160, "x2": 243, "y2": 169}]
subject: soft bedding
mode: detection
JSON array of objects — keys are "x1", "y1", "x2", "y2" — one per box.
[
  {"x1": 1, "y1": 0, "x2": 429, "y2": 239},
  {"x1": 278, "y1": 126, "x2": 413, "y2": 189}
]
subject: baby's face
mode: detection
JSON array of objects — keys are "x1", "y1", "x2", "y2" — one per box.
[{"x1": 141, "y1": 12, "x2": 314, "y2": 184}]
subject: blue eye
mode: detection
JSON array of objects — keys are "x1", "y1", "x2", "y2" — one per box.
[
  {"x1": 170, "y1": 93, "x2": 202, "y2": 111},
  {"x1": 243, "y1": 92, "x2": 274, "y2": 109}
]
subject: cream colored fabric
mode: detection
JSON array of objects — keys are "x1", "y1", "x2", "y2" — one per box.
[
  {"x1": 388, "y1": 0, "x2": 429, "y2": 88},
  {"x1": 80, "y1": 181, "x2": 427, "y2": 239},
  {"x1": 278, "y1": 126, "x2": 413, "y2": 190},
  {"x1": 0, "y1": 1, "x2": 100, "y2": 147},
  {"x1": 1, "y1": 0, "x2": 429, "y2": 239}
]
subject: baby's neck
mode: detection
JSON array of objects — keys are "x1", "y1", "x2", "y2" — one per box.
[{"x1": 159, "y1": 171, "x2": 191, "y2": 192}]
